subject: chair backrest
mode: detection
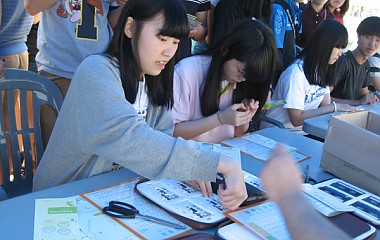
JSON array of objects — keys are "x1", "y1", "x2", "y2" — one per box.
[{"x1": 0, "y1": 69, "x2": 63, "y2": 198}]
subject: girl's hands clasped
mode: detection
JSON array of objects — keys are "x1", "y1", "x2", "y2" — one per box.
[{"x1": 218, "y1": 99, "x2": 259, "y2": 126}]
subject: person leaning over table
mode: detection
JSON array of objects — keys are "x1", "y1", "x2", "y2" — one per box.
[
  {"x1": 172, "y1": 19, "x2": 277, "y2": 143},
  {"x1": 260, "y1": 145, "x2": 350, "y2": 240},
  {"x1": 330, "y1": 16, "x2": 380, "y2": 105},
  {"x1": 262, "y1": 20, "x2": 357, "y2": 134},
  {"x1": 32, "y1": 0, "x2": 247, "y2": 210}
]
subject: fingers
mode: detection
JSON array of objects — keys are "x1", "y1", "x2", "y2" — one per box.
[
  {"x1": 269, "y1": 144, "x2": 287, "y2": 158},
  {"x1": 248, "y1": 100, "x2": 260, "y2": 110},
  {"x1": 223, "y1": 101, "x2": 259, "y2": 126},
  {"x1": 235, "y1": 102, "x2": 247, "y2": 112},
  {"x1": 361, "y1": 93, "x2": 379, "y2": 105},
  {"x1": 188, "y1": 180, "x2": 213, "y2": 198},
  {"x1": 217, "y1": 184, "x2": 247, "y2": 210},
  {"x1": 198, "y1": 181, "x2": 213, "y2": 198}
]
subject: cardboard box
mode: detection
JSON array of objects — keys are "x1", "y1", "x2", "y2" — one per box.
[{"x1": 320, "y1": 110, "x2": 380, "y2": 195}]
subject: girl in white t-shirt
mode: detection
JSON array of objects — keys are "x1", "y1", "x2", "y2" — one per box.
[
  {"x1": 263, "y1": 19, "x2": 357, "y2": 133},
  {"x1": 172, "y1": 20, "x2": 277, "y2": 142}
]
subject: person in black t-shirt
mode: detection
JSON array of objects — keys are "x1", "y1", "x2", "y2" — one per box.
[{"x1": 331, "y1": 16, "x2": 380, "y2": 106}]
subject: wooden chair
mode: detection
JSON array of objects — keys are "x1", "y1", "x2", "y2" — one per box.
[{"x1": 0, "y1": 69, "x2": 63, "y2": 199}]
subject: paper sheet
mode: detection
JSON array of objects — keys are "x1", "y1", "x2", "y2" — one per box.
[
  {"x1": 200, "y1": 142, "x2": 241, "y2": 161},
  {"x1": 223, "y1": 134, "x2": 309, "y2": 162},
  {"x1": 34, "y1": 197, "x2": 82, "y2": 240},
  {"x1": 76, "y1": 196, "x2": 140, "y2": 240},
  {"x1": 226, "y1": 202, "x2": 291, "y2": 240},
  {"x1": 136, "y1": 178, "x2": 228, "y2": 224},
  {"x1": 80, "y1": 178, "x2": 192, "y2": 240}
]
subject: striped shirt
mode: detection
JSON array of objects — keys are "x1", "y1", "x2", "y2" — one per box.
[
  {"x1": 0, "y1": 0, "x2": 33, "y2": 56},
  {"x1": 369, "y1": 51, "x2": 380, "y2": 77}
]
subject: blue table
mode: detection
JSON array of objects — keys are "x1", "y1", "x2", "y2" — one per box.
[
  {"x1": 0, "y1": 128, "x2": 365, "y2": 239},
  {"x1": 303, "y1": 102, "x2": 380, "y2": 139}
]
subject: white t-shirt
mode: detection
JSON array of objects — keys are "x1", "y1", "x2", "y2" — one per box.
[
  {"x1": 132, "y1": 80, "x2": 148, "y2": 121},
  {"x1": 369, "y1": 50, "x2": 380, "y2": 77},
  {"x1": 262, "y1": 59, "x2": 330, "y2": 134}
]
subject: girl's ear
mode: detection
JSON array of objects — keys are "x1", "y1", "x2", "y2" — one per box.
[{"x1": 124, "y1": 17, "x2": 134, "y2": 38}]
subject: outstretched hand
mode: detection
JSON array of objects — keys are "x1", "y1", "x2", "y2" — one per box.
[{"x1": 260, "y1": 144, "x2": 303, "y2": 203}]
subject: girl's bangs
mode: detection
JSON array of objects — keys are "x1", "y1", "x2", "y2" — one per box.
[
  {"x1": 241, "y1": 49, "x2": 275, "y2": 83},
  {"x1": 159, "y1": 4, "x2": 189, "y2": 40},
  {"x1": 334, "y1": 34, "x2": 348, "y2": 49}
]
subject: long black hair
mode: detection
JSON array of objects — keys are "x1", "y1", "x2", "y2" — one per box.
[
  {"x1": 299, "y1": 19, "x2": 348, "y2": 87},
  {"x1": 105, "y1": 0, "x2": 189, "y2": 108},
  {"x1": 211, "y1": 0, "x2": 272, "y2": 48},
  {"x1": 201, "y1": 19, "x2": 278, "y2": 118}
]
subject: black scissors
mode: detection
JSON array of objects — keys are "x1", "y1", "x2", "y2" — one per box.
[{"x1": 102, "y1": 201, "x2": 186, "y2": 229}]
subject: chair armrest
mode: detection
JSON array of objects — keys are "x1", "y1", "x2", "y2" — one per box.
[{"x1": 259, "y1": 114, "x2": 285, "y2": 129}]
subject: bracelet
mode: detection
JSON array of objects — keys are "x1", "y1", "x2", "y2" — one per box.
[
  {"x1": 332, "y1": 102, "x2": 337, "y2": 112},
  {"x1": 216, "y1": 111, "x2": 223, "y2": 125}
]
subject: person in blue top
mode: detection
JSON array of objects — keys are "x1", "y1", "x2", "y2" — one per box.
[
  {"x1": 0, "y1": 0, "x2": 36, "y2": 70},
  {"x1": 24, "y1": 0, "x2": 125, "y2": 147},
  {"x1": 271, "y1": 0, "x2": 303, "y2": 86}
]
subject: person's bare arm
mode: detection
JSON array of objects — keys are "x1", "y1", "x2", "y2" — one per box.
[
  {"x1": 190, "y1": 11, "x2": 208, "y2": 42},
  {"x1": 173, "y1": 112, "x2": 223, "y2": 139},
  {"x1": 260, "y1": 146, "x2": 350, "y2": 240},
  {"x1": 371, "y1": 76, "x2": 380, "y2": 91},
  {"x1": 24, "y1": 0, "x2": 58, "y2": 15},
  {"x1": 277, "y1": 191, "x2": 351, "y2": 240},
  {"x1": 332, "y1": 87, "x2": 378, "y2": 106},
  {"x1": 173, "y1": 103, "x2": 253, "y2": 140},
  {"x1": 287, "y1": 95, "x2": 358, "y2": 126}
]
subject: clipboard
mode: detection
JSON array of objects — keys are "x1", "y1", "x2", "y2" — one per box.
[
  {"x1": 135, "y1": 178, "x2": 230, "y2": 230},
  {"x1": 79, "y1": 178, "x2": 193, "y2": 240}
]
